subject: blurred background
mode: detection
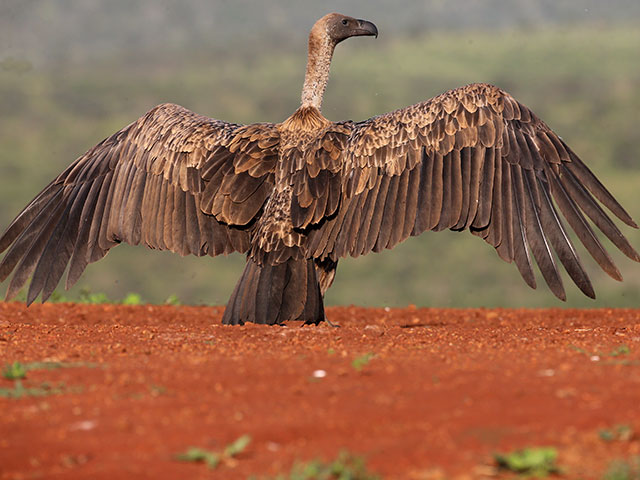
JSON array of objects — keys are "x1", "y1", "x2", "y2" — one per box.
[{"x1": 1, "y1": 0, "x2": 639, "y2": 308}]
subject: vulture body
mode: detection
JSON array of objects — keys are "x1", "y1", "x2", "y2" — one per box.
[{"x1": 1, "y1": 13, "x2": 638, "y2": 325}]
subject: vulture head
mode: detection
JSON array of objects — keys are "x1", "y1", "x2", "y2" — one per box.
[
  {"x1": 314, "y1": 13, "x2": 378, "y2": 45},
  {"x1": 301, "y1": 13, "x2": 378, "y2": 109}
]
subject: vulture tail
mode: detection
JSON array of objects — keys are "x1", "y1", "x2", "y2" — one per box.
[{"x1": 222, "y1": 256, "x2": 325, "y2": 325}]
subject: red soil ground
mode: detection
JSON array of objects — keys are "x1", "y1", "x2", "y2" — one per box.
[{"x1": 1, "y1": 303, "x2": 640, "y2": 479}]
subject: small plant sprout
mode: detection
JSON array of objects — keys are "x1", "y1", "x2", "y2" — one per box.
[
  {"x1": 1, "y1": 361, "x2": 96, "y2": 399},
  {"x1": 2, "y1": 362, "x2": 27, "y2": 380},
  {"x1": 121, "y1": 292, "x2": 143, "y2": 305},
  {"x1": 352, "y1": 353, "x2": 376, "y2": 372},
  {"x1": 277, "y1": 450, "x2": 380, "y2": 480},
  {"x1": 494, "y1": 446, "x2": 561, "y2": 477},
  {"x1": 609, "y1": 345, "x2": 631, "y2": 357},
  {"x1": 223, "y1": 434, "x2": 251, "y2": 457},
  {"x1": 0, "y1": 381, "x2": 76, "y2": 399},
  {"x1": 599, "y1": 425, "x2": 634, "y2": 443},
  {"x1": 570, "y1": 344, "x2": 631, "y2": 358},
  {"x1": 165, "y1": 294, "x2": 181, "y2": 306},
  {"x1": 78, "y1": 287, "x2": 110, "y2": 304},
  {"x1": 149, "y1": 384, "x2": 168, "y2": 396},
  {"x1": 2, "y1": 360, "x2": 97, "y2": 380},
  {"x1": 176, "y1": 435, "x2": 251, "y2": 470},
  {"x1": 176, "y1": 447, "x2": 221, "y2": 469},
  {"x1": 602, "y1": 456, "x2": 640, "y2": 480}
]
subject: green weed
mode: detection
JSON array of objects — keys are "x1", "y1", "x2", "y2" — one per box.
[
  {"x1": 223, "y1": 435, "x2": 251, "y2": 457},
  {"x1": 599, "y1": 425, "x2": 634, "y2": 442},
  {"x1": 49, "y1": 289, "x2": 109, "y2": 303},
  {"x1": 0, "y1": 380, "x2": 82, "y2": 398},
  {"x1": 262, "y1": 450, "x2": 380, "y2": 480},
  {"x1": 121, "y1": 292, "x2": 143, "y2": 305},
  {"x1": 602, "y1": 457, "x2": 640, "y2": 480},
  {"x1": 351, "y1": 353, "x2": 376, "y2": 372},
  {"x1": 570, "y1": 344, "x2": 632, "y2": 359},
  {"x1": 494, "y1": 447, "x2": 561, "y2": 477},
  {"x1": 51, "y1": 288, "x2": 147, "y2": 305},
  {"x1": 609, "y1": 345, "x2": 631, "y2": 357},
  {"x1": 2, "y1": 361, "x2": 27, "y2": 380},
  {"x1": 175, "y1": 435, "x2": 250, "y2": 469},
  {"x1": 25, "y1": 288, "x2": 179, "y2": 306},
  {"x1": 165, "y1": 294, "x2": 181, "y2": 306},
  {"x1": 49, "y1": 291, "x2": 72, "y2": 303},
  {"x1": 2, "y1": 361, "x2": 98, "y2": 378},
  {"x1": 176, "y1": 447, "x2": 221, "y2": 469},
  {"x1": 78, "y1": 287, "x2": 111, "y2": 304},
  {"x1": 149, "y1": 384, "x2": 168, "y2": 396},
  {"x1": 1, "y1": 361, "x2": 96, "y2": 399}
]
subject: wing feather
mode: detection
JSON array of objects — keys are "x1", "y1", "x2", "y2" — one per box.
[
  {"x1": 306, "y1": 83, "x2": 637, "y2": 299},
  {"x1": 427, "y1": 152, "x2": 444, "y2": 230},
  {"x1": 0, "y1": 188, "x2": 64, "y2": 284},
  {"x1": 0, "y1": 103, "x2": 280, "y2": 302},
  {"x1": 483, "y1": 150, "x2": 502, "y2": 247},
  {"x1": 517, "y1": 167, "x2": 565, "y2": 299},
  {"x1": 535, "y1": 171, "x2": 594, "y2": 298},
  {"x1": 375, "y1": 172, "x2": 401, "y2": 252},
  {"x1": 565, "y1": 152, "x2": 637, "y2": 228},
  {"x1": 40, "y1": 183, "x2": 93, "y2": 303},
  {"x1": 172, "y1": 186, "x2": 188, "y2": 256},
  {"x1": 472, "y1": 147, "x2": 495, "y2": 229},
  {"x1": 434, "y1": 151, "x2": 453, "y2": 232},
  {"x1": 402, "y1": 162, "x2": 422, "y2": 240},
  {"x1": 547, "y1": 170, "x2": 622, "y2": 281},
  {"x1": 413, "y1": 148, "x2": 433, "y2": 234},
  {"x1": 510, "y1": 164, "x2": 537, "y2": 289},
  {"x1": 495, "y1": 157, "x2": 514, "y2": 262},
  {"x1": 559, "y1": 164, "x2": 639, "y2": 261},
  {"x1": 388, "y1": 167, "x2": 410, "y2": 246},
  {"x1": 6, "y1": 199, "x2": 68, "y2": 301},
  {"x1": 66, "y1": 177, "x2": 106, "y2": 288}
]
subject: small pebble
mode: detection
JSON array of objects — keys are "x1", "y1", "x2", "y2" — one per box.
[{"x1": 69, "y1": 420, "x2": 97, "y2": 431}]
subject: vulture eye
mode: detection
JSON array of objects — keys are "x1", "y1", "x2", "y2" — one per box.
[{"x1": 341, "y1": 19, "x2": 348, "y2": 25}]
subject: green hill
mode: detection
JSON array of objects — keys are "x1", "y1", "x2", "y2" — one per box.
[{"x1": 1, "y1": 25, "x2": 639, "y2": 308}]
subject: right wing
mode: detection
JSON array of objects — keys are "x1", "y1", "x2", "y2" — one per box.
[
  {"x1": 305, "y1": 84, "x2": 638, "y2": 300},
  {"x1": 0, "y1": 103, "x2": 280, "y2": 304}
]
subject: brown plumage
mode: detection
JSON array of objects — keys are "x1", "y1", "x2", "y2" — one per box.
[{"x1": 1, "y1": 13, "x2": 638, "y2": 324}]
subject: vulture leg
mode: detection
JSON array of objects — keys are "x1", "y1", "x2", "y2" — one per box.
[{"x1": 221, "y1": 255, "x2": 325, "y2": 325}]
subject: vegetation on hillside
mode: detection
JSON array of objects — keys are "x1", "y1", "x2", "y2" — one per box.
[{"x1": 1, "y1": 25, "x2": 639, "y2": 308}]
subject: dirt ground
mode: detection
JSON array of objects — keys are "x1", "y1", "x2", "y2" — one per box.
[{"x1": 1, "y1": 303, "x2": 640, "y2": 479}]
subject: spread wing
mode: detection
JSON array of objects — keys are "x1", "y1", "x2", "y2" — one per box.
[
  {"x1": 306, "y1": 83, "x2": 639, "y2": 300},
  {"x1": 0, "y1": 103, "x2": 280, "y2": 304}
]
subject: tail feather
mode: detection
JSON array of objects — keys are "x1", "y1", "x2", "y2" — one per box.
[{"x1": 222, "y1": 256, "x2": 325, "y2": 325}]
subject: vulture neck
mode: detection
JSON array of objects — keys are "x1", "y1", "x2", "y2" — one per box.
[{"x1": 300, "y1": 26, "x2": 336, "y2": 111}]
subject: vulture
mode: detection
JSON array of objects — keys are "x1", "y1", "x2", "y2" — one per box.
[{"x1": 1, "y1": 13, "x2": 638, "y2": 325}]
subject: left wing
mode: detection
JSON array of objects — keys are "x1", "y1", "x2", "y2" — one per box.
[{"x1": 0, "y1": 103, "x2": 280, "y2": 304}]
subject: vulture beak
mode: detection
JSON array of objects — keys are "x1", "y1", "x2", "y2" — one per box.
[{"x1": 354, "y1": 19, "x2": 378, "y2": 38}]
